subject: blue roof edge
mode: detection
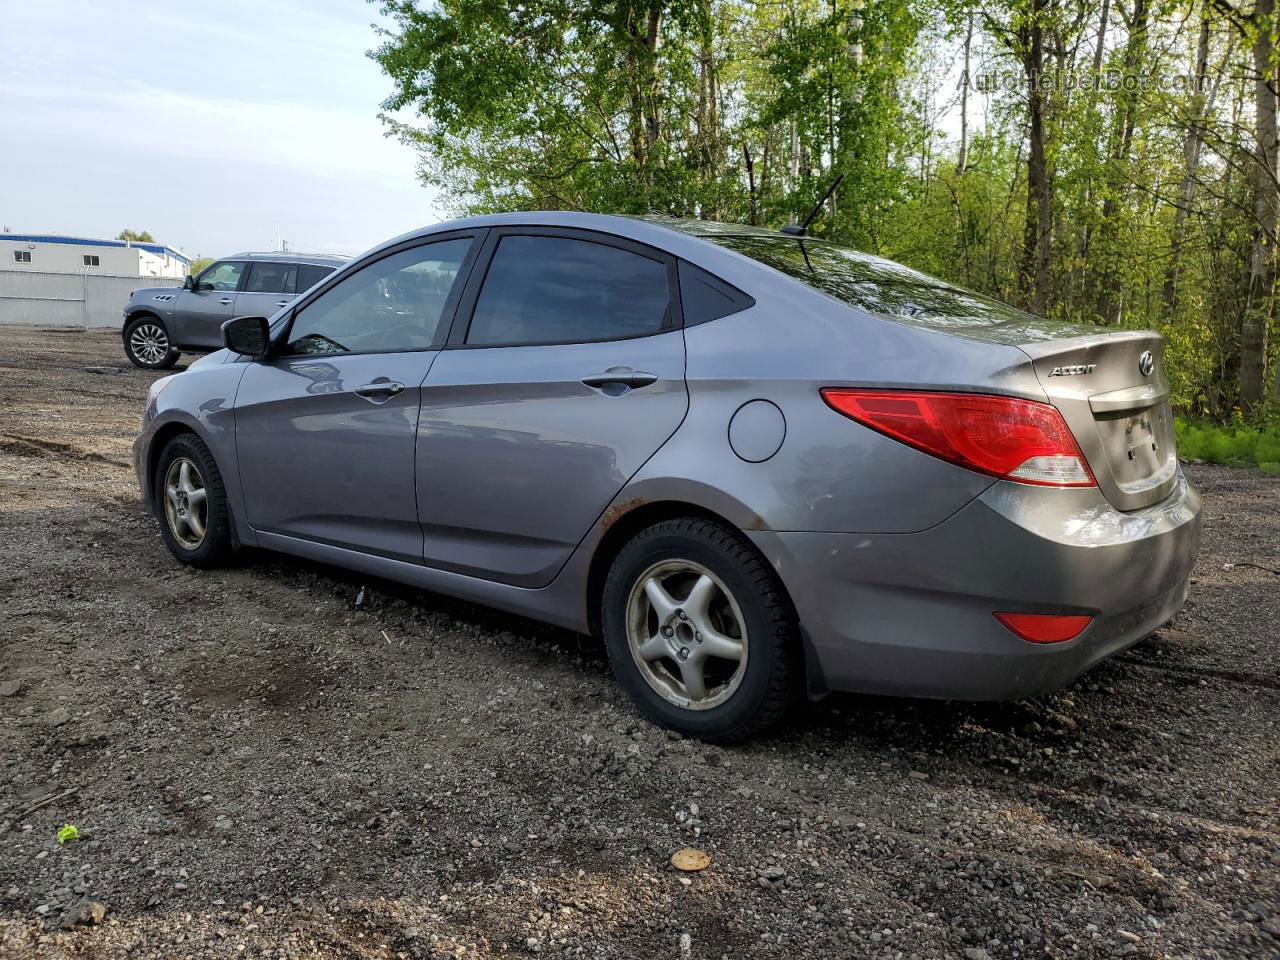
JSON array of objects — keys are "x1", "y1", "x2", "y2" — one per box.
[{"x1": 0, "y1": 234, "x2": 192, "y2": 265}]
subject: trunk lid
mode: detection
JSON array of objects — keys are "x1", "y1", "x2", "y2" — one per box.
[{"x1": 1019, "y1": 331, "x2": 1177, "y2": 511}]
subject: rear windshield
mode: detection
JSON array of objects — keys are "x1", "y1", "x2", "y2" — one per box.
[{"x1": 705, "y1": 234, "x2": 1082, "y2": 343}]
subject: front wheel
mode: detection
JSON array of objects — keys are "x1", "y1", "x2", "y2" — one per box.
[
  {"x1": 602, "y1": 517, "x2": 799, "y2": 743},
  {"x1": 124, "y1": 316, "x2": 179, "y2": 369},
  {"x1": 153, "y1": 434, "x2": 233, "y2": 568}
]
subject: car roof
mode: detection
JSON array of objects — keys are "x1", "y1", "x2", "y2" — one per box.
[{"x1": 222, "y1": 251, "x2": 350, "y2": 266}]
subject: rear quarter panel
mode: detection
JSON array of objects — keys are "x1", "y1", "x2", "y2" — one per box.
[{"x1": 629, "y1": 255, "x2": 1046, "y2": 535}]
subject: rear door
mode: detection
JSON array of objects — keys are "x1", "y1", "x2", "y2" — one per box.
[
  {"x1": 235, "y1": 261, "x2": 298, "y2": 319},
  {"x1": 416, "y1": 228, "x2": 688, "y2": 587},
  {"x1": 172, "y1": 260, "x2": 247, "y2": 349},
  {"x1": 234, "y1": 233, "x2": 482, "y2": 561}
]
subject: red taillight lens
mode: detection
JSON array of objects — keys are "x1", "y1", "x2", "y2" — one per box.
[
  {"x1": 994, "y1": 612, "x2": 1093, "y2": 644},
  {"x1": 820, "y1": 389, "x2": 1095, "y2": 487}
]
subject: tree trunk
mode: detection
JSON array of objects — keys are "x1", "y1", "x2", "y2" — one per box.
[
  {"x1": 1163, "y1": 8, "x2": 1213, "y2": 311},
  {"x1": 1070, "y1": 0, "x2": 1111, "y2": 305},
  {"x1": 957, "y1": 13, "x2": 973, "y2": 174},
  {"x1": 1019, "y1": 0, "x2": 1053, "y2": 314},
  {"x1": 624, "y1": 3, "x2": 664, "y2": 174},
  {"x1": 1094, "y1": 0, "x2": 1149, "y2": 325},
  {"x1": 1242, "y1": 0, "x2": 1278, "y2": 413}
]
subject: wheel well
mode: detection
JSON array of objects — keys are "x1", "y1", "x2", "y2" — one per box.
[
  {"x1": 585, "y1": 500, "x2": 753, "y2": 637},
  {"x1": 124, "y1": 310, "x2": 163, "y2": 334},
  {"x1": 145, "y1": 423, "x2": 197, "y2": 501}
]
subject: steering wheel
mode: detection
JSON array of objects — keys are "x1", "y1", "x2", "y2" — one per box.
[{"x1": 291, "y1": 332, "x2": 348, "y2": 355}]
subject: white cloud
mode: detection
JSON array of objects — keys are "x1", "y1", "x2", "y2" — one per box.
[{"x1": 0, "y1": 0, "x2": 440, "y2": 257}]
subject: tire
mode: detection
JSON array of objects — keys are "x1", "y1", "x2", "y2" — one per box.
[
  {"x1": 153, "y1": 434, "x2": 233, "y2": 568},
  {"x1": 602, "y1": 517, "x2": 799, "y2": 743},
  {"x1": 123, "y1": 315, "x2": 179, "y2": 370}
]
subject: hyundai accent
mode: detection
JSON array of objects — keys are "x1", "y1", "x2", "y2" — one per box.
[{"x1": 134, "y1": 213, "x2": 1202, "y2": 741}]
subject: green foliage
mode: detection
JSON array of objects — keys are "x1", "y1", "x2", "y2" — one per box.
[
  {"x1": 117, "y1": 229, "x2": 155, "y2": 243},
  {"x1": 1175, "y1": 418, "x2": 1280, "y2": 473},
  {"x1": 187, "y1": 256, "x2": 214, "y2": 276},
  {"x1": 56, "y1": 824, "x2": 79, "y2": 845},
  {"x1": 371, "y1": 0, "x2": 1280, "y2": 421}
]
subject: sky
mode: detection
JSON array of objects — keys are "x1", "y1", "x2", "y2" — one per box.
[{"x1": 0, "y1": 0, "x2": 442, "y2": 259}]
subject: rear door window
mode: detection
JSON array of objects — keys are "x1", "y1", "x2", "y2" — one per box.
[
  {"x1": 296, "y1": 263, "x2": 337, "y2": 293},
  {"x1": 465, "y1": 235, "x2": 671, "y2": 346},
  {"x1": 244, "y1": 262, "x2": 298, "y2": 295}
]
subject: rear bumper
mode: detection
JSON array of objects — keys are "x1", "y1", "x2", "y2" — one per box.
[{"x1": 750, "y1": 469, "x2": 1202, "y2": 701}]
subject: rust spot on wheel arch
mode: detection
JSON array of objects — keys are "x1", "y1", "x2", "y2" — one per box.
[{"x1": 601, "y1": 496, "x2": 647, "y2": 530}]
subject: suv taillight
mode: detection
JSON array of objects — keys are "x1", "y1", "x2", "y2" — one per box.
[{"x1": 821, "y1": 389, "x2": 1095, "y2": 487}]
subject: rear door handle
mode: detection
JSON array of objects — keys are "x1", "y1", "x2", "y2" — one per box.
[
  {"x1": 354, "y1": 380, "x2": 406, "y2": 402},
  {"x1": 580, "y1": 368, "x2": 659, "y2": 390},
  {"x1": 275, "y1": 299, "x2": 290, "y2": 307},
  {"x1": 218, "y1": 297, "x2": 233, "y2": 305}
]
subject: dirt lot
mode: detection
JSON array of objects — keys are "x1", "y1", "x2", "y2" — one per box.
[{"x1": 1, "y1": 326, "x2": 1278, "y2": 960}]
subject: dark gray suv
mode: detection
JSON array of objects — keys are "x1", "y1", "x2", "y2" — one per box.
[{"x1": 122, "y1": 252, "x2": 348, "y2": 369}]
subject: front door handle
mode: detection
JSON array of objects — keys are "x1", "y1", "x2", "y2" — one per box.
[
  {"x1": 580, "y1": 367, "x2": 659, "y2": 390},
  {"x1": 275, "y1": 299, "x2": 290, "y2": 307},
  {"x1": 354, "y1": 380, "x2": 406, "y2": 403},
  {"x1": 218, "y1": 297, "x2": 233, "y2": 305}
]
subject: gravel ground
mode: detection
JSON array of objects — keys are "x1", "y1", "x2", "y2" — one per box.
[{"x1": 1, "y1": 326, "x2": 1278, "y2": 960}]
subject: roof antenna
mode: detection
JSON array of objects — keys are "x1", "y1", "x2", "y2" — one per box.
[{"x1": 780, "y1": 174, "x2": 844, "y2": 237}]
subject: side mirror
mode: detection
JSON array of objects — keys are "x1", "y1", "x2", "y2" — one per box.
[
  {"x1": 182, "y1": 275, "x2": 195, "y2": 290},
  {"x1": 222, "y1": 315, "x2": 271, "y2": 358}
]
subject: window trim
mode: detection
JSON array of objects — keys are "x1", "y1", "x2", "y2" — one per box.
[
  {"x1": 445, "y1": 226, "x2": 685, "y2": 350},
  {"x1": 271, "y1": 230, "x2": 487, "y2": 360},
  {"x1": 677, "y1": 259, "x2": 754, "y2": 325}
]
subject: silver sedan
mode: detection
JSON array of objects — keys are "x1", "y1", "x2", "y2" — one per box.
[{"x1": 133, "y1": 213, "x2": 1202, "y2": 741}]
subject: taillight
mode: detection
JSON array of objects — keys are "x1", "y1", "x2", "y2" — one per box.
[
  {"x1": 820, "y1": 389, "x2": 1095, "y2": 487},
  {"x1": 994, "y1": 612, "x2": 1093, "y2": 644}
]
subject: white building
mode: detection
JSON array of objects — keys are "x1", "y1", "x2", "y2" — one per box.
[
  {"x1": 0, "y1": 233, "x2": 191, "y2": 328},
  {"x1": 0, "y1": 233, "x2": 190, "y2": 278}
]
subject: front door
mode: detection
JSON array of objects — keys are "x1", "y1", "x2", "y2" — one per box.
[
  {"x1": 234, "y1": 235, "x2": 480, "y2": 562},
  {"x1": 417, "y1": 229, "x2": 689, "y2": 587},
  {"x1": 172, "y1": 259, "x2": 247, "y2": 349}
]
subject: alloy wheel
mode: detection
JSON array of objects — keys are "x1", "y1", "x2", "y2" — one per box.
[
  {"x1": 625, "y1": 559, "x2": 749, "y2": 710},
  {"x1": 130, "y1": 323, "x2": 169, "y2": 365},
  {"x1": 163, "y1": 457, "x2": 208, "y2": 550}
]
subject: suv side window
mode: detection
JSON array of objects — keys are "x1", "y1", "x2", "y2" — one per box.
[
  {"x1": 197, "y1": 261, "x2": 245, "y2": 292},
  {"x1": 244, "y1": 262, "x2": 298, "y2": 295},
  {"x1": 285, "y1": 239, "x2": 472, "y2": 356},
  {"x1": 465, "y1": 235, "x2": 670, "y2": 346},
  {"x1": 296, "y1": 263, "x2": 336, "y2": 293}
]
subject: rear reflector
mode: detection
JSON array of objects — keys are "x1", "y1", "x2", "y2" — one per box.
[
  {"x1": 994, "y1": 612, "x2": 1093, "y2": 644},
  {"x1": 821, "y1": 389, "x2": 1095, "y2": 487}
]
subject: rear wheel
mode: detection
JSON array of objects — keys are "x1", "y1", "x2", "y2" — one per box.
[
  {"x1": 154, "y1": 434, "x2": 233, "y2": 568},
  {"x1": 124, "y1": 315, "x2": 179, "y2": 369},
  {"x1": 602, "y1": 517, "x2": 799, "y2": 742}
]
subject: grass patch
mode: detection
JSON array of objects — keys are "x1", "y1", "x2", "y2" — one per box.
[{"x1": 1175, "y1": 418, "x2": 1280, "y2": 474}]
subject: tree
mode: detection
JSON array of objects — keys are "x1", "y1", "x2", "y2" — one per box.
[
  {"x1": 371, "y1": 0, "x2": 1280, "y2": 419},
  {"x1": 187, "y1": 256, "x2": 214, "y2": 276},
  {"x1": 117, "y1": 229, "x2": 155, "y2": 243}
]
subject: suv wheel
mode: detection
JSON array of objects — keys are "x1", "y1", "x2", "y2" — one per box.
[
  {"x1": 602, "y1": 517, "x2": 799, "y2": 742},
  {"x1": 154, "y1": 434, "x2": 233, "y2": 568},
  {"x1": 124, "y1": 316, "x2": 179, "y2": 369}
]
